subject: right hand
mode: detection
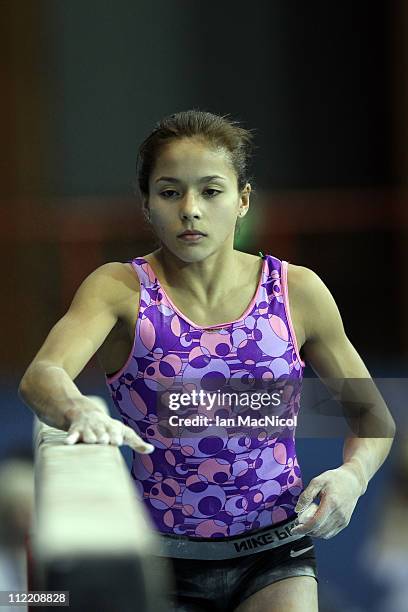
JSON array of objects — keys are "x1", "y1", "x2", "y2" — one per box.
[{"x1": 63, "y1": 396, "x2": 155, "y2": 454}]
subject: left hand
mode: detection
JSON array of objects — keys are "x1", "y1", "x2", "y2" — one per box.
[{"x1": 291, "y1": 465, "x2": 364, "y2": 539}]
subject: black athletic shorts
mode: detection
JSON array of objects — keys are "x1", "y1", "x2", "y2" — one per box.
[{"x1": 160, "y1": 534, "x2": 318, "y2": 612}]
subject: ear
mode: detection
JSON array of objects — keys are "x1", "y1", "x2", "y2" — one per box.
[
  {"x1": 238, "y1": 183, "x2": 251, "y2": 217},
  {"x1": 142, "y1": 197, "x2": 150, "y2": 221}
]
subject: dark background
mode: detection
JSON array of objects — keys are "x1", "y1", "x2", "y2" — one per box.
[{"x1": 1, "y1": 2, "x2": 407, "y2": 610}]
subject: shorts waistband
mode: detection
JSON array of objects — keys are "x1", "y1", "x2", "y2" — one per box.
[{"x1": 153, "y1": 516, "x2": 304, "y2": 560}]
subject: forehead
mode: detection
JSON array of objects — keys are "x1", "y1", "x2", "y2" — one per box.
[{"x1": 151, "y1": 138, "x2": 235, "y2": 180}]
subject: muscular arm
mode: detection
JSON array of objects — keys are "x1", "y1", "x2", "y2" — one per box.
[
  {"x1": 298, "y1": 266, "x2": 396, "y2": 495},
  {"x1": 18, "y1": 263, "x2": 127, "y2": 430},
  {"x1": 18, "y1": 262, "x2": 153, "y2": 453}
]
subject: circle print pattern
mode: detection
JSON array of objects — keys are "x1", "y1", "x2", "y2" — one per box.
[{"x1": 106, "y1": 255, "x2": 305, "y2": 537}]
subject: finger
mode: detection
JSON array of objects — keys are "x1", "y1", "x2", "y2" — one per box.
[
  {"x1": 293, "y1": 502, "x2": 319, "y2": 528},
  {"x1": 106, "y1": 421, "x2": 125, "y2": 446},
  {"x1": 97, "y1": 432, "x2": 110, "y2": 444},
  {"x1": 298, "y1": 501, "x2": 318, "y2": 520},
  {"x1": 322, "y1": 525, "x2": 342, "y2": 539},
  {"x1": 90, "y1": 423, "x2": 110, "y2": 444},
  {"x1": 82, "y1": 428, "x2": 98, "y2": 443},
  {"x1": 110, "y1": 433, "x2": 123, "y2": 446},
  {"x1": 295, "y1": 479, "x2": 324, "y2": 513},
  {"x1": 65, "y1": 430, "x2": 80, "y2": 445},
  {"x1": 108, "y1": 424, "x2": 124, "y2": 446},
  {"x1": 318, "y1": 511, "x2": 349, "y2": 539},
  {"x1": 304, "y1": 512, "x2": 336, "y2": 538},
  {"x1": 123, "y1": 427, "x2": 155, "y2": 454},
  {"x1": 293, "y1": 495, "x2": 334, "y2": 536}
]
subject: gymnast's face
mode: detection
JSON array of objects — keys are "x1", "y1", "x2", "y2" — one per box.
[{"x1": 145, "y1": 137, "x2": 250, "y2": 262}]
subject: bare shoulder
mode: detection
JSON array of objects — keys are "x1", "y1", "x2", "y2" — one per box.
[
  {"x1": 286, "y1": 263, "x2": 321, "y2": 345},
  {"x1": 285, "y1": 262, "x2": 315, "y2": 311},
  {"x1": 286, "y1": 262, "x2": 308, "y2": 288},
  {"x1": 85, "y1": 261, "x2": 140, "y2": 317},
  {"x1": 89, "y1": 261, "x2": 139, "y2": 292},
  {"x1": 285, "y1": 263, "x2": 311, "y2": 348},
  {"x1": 287, "y1": 262, "x2": 344, "y2": 342},
  {"x1": 286, "y1": 262, "x2": 325, "y2": 299}
]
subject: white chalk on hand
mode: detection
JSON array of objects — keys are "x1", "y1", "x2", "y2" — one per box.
[{"x1": 297, "y1": 501, "x2": 319, "y2": 524}]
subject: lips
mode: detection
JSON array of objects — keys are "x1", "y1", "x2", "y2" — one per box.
[
  {"x1": 178, "y1": 231, "x2": 206, "y2": 237},
  {"x1": 178, "y1": 231, "x2": 206, "y2": 243}
]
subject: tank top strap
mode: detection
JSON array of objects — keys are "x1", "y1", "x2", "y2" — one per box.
[
  {"x1": 127, "y1": 257, "x2": 158, "y2": 290},
  {"x1": 261, "y1": 253, "x2": 284, "y2": 301}
]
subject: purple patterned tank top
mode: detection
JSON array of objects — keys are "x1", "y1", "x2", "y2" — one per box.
[{"x1": 104, "y1": 253, "x2": 306, "y2": 538}]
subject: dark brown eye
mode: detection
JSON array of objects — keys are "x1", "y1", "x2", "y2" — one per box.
[{"x1": 160, "y1": 190, "x2": 177, "y2": 198}]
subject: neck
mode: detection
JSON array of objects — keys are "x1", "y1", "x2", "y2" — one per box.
[{"x1": 152, "y1": 245, "x2": 246, "y2": 303}]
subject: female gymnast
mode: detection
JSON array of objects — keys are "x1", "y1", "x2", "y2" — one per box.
[{"x1": 18, "y1": 110, "x2": 396, "y2": 612}]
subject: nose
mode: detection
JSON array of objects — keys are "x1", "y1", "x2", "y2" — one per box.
[{"x1": 179, "y1": 192, "x2": 202, "y2": 221}]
